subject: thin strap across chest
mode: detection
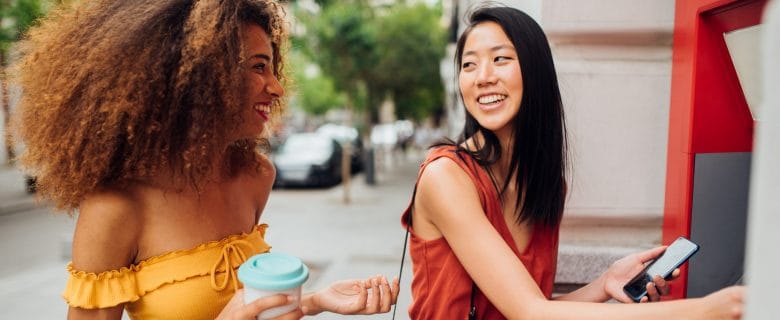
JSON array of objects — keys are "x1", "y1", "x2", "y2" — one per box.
[{"x1": 394, "y1": 147, "x2": 483, "y2": 319}]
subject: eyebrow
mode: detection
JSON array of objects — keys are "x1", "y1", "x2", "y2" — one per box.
[
  {"x1": 462, "y1": 44, "x2": 515, "y2": 57},
  {"x1": 250, "y1": 53, "x2": 272, "y2": 61}
]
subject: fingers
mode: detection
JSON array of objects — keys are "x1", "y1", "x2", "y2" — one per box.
[
  {"x1": 635, "y1": 246, "x2": 668, "y2": 263},
  {"x1": 645, "y1": 280, "x2": 660, "y2": 302},
  {"x1": 242, "y1": 294, "x2": 293, "y2": 319},
  {"x1": 379, "y1": 276, "x2": 392, "y2": 313},
  {"x1": 669, "y1": 268, "x2": 681, "y2": 280},
  {"x1": 367, "y1": 276, "x2": 381, "y2": 313},
  {"x1": 354, "y1": 279, "x2": 368, "y2": 308},
  {"x1": 708, "y1": 286, "x2": 745, "y2": 319},
  {"x1": 652, "y1": 274, "x2": 670, "y2": 296}
]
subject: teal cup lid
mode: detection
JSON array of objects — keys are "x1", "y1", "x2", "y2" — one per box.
[{"x1": 238, "y1": 253, "x2": 309, "y2": 291}]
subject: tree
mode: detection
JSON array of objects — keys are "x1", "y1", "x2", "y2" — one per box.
[
  {"x1": 288, "y1": 51, "x2": 346, "y2": 116},
  {"x1": 373, "y1": 3, "x2": 446, "y2": 122},
  {"x1": 293, "y1": 1, "x2": 446, "y2": 124},
  {"x1": 1, "y1": 0, "x2": 45, "y2": 165},
  {"x1": 300, "y1": 0, "x2": 378, "y2": 115}
]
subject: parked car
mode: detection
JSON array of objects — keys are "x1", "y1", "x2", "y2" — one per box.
[
  {"x1": 316, "y1": 123, "x2": 364, "y2": 173},
  {"x1": 272, "y1": 133, "x2": 343, "y2": 187}
]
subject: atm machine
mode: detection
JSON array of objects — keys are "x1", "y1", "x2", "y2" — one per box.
[{"x1": 663, "y1": 0, "x2": 768, "y2": 298}]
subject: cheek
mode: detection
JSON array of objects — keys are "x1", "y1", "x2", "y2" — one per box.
[
  {"x1": 458, "y1": 74, "x2": 472, "y2": 97},
  {"x1": 242, "y1": 74, "x2": 265, "y2": 95},
  {"x1": 509, "y1": 66, "x2": 523, "y2": 90}
]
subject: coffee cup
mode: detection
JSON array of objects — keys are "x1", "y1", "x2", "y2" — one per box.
[{"x1": 238, "y1": 252, "x2": 309, "y2": 320}]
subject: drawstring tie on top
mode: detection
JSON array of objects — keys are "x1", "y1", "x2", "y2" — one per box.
[{"x1": 210, "y1": 239, "x2": 254, "y2": 291}]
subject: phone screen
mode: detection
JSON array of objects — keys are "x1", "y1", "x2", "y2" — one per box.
[{"x1": 623, "y1": 237, "x2": 699, "y2": 302}]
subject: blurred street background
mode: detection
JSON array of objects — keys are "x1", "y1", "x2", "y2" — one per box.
[{"x1": 5, "y1": 0, "x2": 776, "y2": 318}]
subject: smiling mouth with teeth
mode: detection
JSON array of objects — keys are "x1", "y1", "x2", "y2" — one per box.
[
  {"x1": 254, "y1": 104, "x2": 272, "y2": 120},
  {"x1": 478, "y1": 94, "x2": 507, "y2": 105}
]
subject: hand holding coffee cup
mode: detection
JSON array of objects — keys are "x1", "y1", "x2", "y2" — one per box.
[{"x1": 238, "y1": 252, "x2": 309, "y2": 320}]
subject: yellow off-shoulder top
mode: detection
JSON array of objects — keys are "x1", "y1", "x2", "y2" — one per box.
[{"x1": 62, "y1": 224, "x2": 271, "y2": 320}]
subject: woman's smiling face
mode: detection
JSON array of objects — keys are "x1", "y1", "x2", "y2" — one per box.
[
  {"x1": 235, "y1": 23, "x2": 285, "y2": 141},
  {"x1": 458, "y1": 21, "x2": 523, "y2": 138}
]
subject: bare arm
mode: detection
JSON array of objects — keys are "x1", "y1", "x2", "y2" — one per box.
[
  {"x1": 67, "y1": 191, "x2": 142, "y2": 320},
  {"x1": 414, "y1": 158, "x2": 741, "y2": 320}
]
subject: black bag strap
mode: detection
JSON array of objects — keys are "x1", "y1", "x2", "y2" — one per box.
[
  {"x1": 393, "y1": 214, "x2": 478, "y2": 320},
  {"x1": 391, "y1": 221, "x2": 411, "y2": 319},
  {"x1": 469, "y1": 282, "x2": 477, "y2": 320}
]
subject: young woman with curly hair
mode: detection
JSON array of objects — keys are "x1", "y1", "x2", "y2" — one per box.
[{"x1": 12, "y1": 1, "x2": 398, "y2": 319}]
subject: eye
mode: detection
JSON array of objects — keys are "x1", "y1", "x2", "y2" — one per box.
[
  {"x1": 494, "y1": 56, "x2": 513, "y2": 63},
  {"x1": 461, "y1": 61, "x2": 476, "y2": 70},
  {"x1": 253, "y1": 63, "x2": 266, "y2": 73}
]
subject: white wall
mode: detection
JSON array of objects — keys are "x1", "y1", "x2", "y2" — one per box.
[
  {"x1": 544, "y1": 0, "x2": 675, "y2": 218},
  {"x1": 744, "y1": 0, "x2": 780, "y2": 318}
]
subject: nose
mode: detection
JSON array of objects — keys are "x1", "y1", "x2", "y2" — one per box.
[
  {"x1": 266, "y1": 73, "x2": 285, "y2": 98},
  {"x1": 475, "y1": 62, "x2": 497, "y2": 87}
]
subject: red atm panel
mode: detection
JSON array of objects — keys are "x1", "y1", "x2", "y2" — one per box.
[{"x1": 663, "y1": 0, "x2": 766, "y2": 299}]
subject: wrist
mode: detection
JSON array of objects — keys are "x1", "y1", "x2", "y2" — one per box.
[
  {"x1": 301, "y1": 292, "x2": 323, "y2": 316},
  {"x1": 594, "y1": 273, "x2": 612, "y2": 302}
]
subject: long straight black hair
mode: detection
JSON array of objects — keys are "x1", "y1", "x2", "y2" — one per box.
[{"x1": 446, "y1": 5, "x2": 568, "y2": 229}]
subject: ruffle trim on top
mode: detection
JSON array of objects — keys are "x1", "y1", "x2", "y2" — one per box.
[
  {"x1": 63, "y1": 263, "x2": 142, "y2": 309},
  {"x1": 62, "y1": 224, "x2": 271, "y2": 309}
]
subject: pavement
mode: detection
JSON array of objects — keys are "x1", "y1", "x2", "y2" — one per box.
[{"x1": 0, "y1": 149, "x2": 662, "y2": 319}]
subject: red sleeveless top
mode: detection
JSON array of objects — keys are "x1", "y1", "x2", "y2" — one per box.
[{"x1": 401, "y1": 146, "x2": 559, "y2": 319}]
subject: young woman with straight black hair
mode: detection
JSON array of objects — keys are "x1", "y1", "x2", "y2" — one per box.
[{"x1": 401, "y1": 5, "x2": 744, "y2": 319}]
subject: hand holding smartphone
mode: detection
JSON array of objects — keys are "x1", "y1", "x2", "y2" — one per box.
[{"x1": 623, "y1": 237, "x2": 699, "y2": 302}]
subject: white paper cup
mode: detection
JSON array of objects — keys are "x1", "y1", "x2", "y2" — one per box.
[{"x1": 238, "y1": 253, "x2": 309, "y2": 320}]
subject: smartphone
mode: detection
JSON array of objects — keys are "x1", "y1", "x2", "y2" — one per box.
[{"x1": 623, "y1": 237, "x2": 700, "y2": 302}]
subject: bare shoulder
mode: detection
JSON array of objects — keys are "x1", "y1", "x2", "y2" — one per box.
[
  {"x1": 240, "y1": 153, "x2": 275, "y2": 218},
  {"x1": 417, "y1": 156, "x2": 474, "y2": 198},
  {"x1": 415, "y1": 157, "x2": 481, "y2": 221},
  {"x1": 72, "y1": 189, "x2": 143, "y2": 272},
  {"x1": 244, "y1": 152, "x2": 276, "y2": 190}
]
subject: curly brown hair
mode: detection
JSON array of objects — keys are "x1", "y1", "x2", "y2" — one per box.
[{"x1": 11, "y1": 0, "x2": 288, "y2": 211}]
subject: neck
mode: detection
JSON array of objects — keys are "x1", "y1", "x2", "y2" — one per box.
[
  {"x1": 468, "y1": 131, "x2": 514, "y2": 187},
  {"x1": 491, "y1": 128, "x2": 515, "y2": 179}
]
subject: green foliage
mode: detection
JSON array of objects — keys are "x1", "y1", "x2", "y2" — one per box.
[
  {"x1": 1, "y1": 0, "x2": 46, "y2": 53},
  {"x1": 291, "y1": 0, "x2": 446, "y2": 123},
  {"x1": 303, "y1": 0, "x2": 376, "y2": 109},
  {"x1": 373, "y1": 3, "x2": 446, "y2": 121},
  {"x1": 289, "y1": 51, "x2": 346, "y2": 116}
]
